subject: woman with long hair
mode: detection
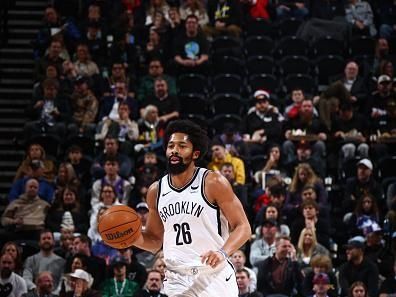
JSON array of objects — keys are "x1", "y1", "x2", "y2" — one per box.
[
  {"x1": 286, "y1": 163, "x2": 327, "y2": 218},
  {"x1": 346, "y1": 193, "x2": 380, "y2": 237},
  {"x1": 46, "y1": 186, "x2": 88, "y2": 236},
  {"x1": 296, "y1": 228, "x2": 329, "y2": 273},
  {"x1": 348, "y1": 281, "x2": 369, "y2": 297},
  {"x1": 55, "y1": 162, "x2": 81, "y2": 195},
  {"x1": 14, "y1": 143, "x2": 56, "y2": 182},
  {"x1": 0, "y1": 242, "x2": 24, "y2": 275}
]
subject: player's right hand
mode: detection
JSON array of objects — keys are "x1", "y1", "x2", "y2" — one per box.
[{"x1": 200, "y1": 250, "x2": 224, "y2": 268}]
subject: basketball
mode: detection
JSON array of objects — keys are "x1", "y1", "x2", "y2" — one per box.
[{"x1": 98, "y1": 205, "x2": 142, "y2": 249}]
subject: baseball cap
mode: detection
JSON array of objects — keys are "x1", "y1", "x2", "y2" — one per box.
[
  {"x1": 69, "y1": 269, "x2": 91, "y2": 283},
  {"x1": 343, "y1": 239, "x2": 365, "y2": 250},
  {"x1": 378, "y1": 75, "x2": 392, "y2": 84},
  {"x1": 111, "y1": 256, "x2": 128, "y2": 267},
  {"x1": 357, "y1": 158, "x2": 373, "y2": 170},
  {"x1": 313, "y1": 273, "x2": 330, "y2": 285},
  {"x1": 136, "y1": 202, "x2": 149, "y2": 212},
  {"x1": 254, "y1": 90, "x2": 270, "y2": 100}
]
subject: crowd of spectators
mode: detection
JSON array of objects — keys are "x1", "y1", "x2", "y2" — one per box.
[{"x1": 1, "y1": 0, "x2": 396, "y2": 296}]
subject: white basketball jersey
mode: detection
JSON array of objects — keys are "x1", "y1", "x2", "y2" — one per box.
[{"x1": 157, "y1": 167, "x2": 230, "y2": 267}]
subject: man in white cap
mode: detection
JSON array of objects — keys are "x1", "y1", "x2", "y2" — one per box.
[
  {"x1": 343, "y1": 158, "x2": 384, "y2": 212},
  {"x1": 368, "y1": 74, "x2": 394, "y2": 119},
  {"x1": 241, "y1": 89, "x2": 283, "y2": 156},
  {"x1": 66, "y1": 269, "x2": 99, "y2": 297}
]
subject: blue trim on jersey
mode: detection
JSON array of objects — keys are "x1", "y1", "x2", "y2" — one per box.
[
  {"x1": 167, "y1": 167, "x2": 200, "y2": 192},
  {"x1": 201, "y1": 169, "x2": 218, "y2": 210}
]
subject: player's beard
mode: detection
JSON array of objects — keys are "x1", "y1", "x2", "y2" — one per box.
[{"x1": 167, "y1": 155, "x2": 190, "y2": 175}]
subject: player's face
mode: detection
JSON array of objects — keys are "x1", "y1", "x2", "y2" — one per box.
[{"x1": 166, "y1": 133, "x2": 197, "y2": 175}]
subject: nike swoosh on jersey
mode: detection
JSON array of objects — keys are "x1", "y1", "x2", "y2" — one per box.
[{"x1": 162, "y1": 190, "x2": 172, "y2": 196}]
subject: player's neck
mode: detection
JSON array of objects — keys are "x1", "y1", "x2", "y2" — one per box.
[{"x1": 170, "y1": 165, "x2": 196, "y2": 188}]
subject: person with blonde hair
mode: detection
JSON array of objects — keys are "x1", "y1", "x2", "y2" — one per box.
[
  {"x1": 296, "y1": 228, "x2": 329, "y2": 273},
  {"x1": 302, "y1": 254, "x2": 338, "y2": 297}
]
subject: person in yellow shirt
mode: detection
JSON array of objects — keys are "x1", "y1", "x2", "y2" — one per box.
[{"x1": 207, "y1": 141, "x2": 246, "y2": 185}]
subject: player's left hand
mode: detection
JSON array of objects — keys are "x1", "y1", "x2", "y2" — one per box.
[{"x1": 200, "y1": 250, "x2": 225, "y2": 268}]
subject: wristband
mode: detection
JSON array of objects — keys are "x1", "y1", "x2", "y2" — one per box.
[{"x1": 217, "y1": 248, "x2": 228, "y2": 259}]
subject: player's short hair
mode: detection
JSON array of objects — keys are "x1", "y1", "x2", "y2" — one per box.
[{"x1": 164, "y1": 120, "x2": 208, "y2": 160}]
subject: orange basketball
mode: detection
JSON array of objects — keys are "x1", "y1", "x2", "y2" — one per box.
[{"x1": 98, "y1": 205, "x2": 142, "y2": 249}]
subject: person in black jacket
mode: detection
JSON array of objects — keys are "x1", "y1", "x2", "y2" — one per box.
[
  {"x1": 133, "y1": 270, "x2": 167, "y2": 297},
  {"x1": 256, "y1": 235, "x2": 303, "y2": 296},
  {"x1": 236, "y1": 268, "x2": 263, "y2": 297}
]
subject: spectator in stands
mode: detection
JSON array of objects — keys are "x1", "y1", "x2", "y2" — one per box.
[
  {"x1": 133, "y1": 269, "x2": 166, "y2": 297},
  {"x1": 91, "y1": 157, "x2": 133, "y2": 208},
  {"x1": 290, "y1": 199, "x2": 331, "y2": 248},
  {"x1": 79, "y1": 3, "x2": 108, "y2": 37},
  {"x1": 236, "y1": 268, "x2": 263, "y2": 297},
  {"x1": 284, "y1": 88, "x2": 317, "y2": 120},
  {"x1": 282, "y1": 99, "x2": 328, "y2": 173},
  {"x1": 25, "y1": 78, "x2": 71, "y2": 141},
  {"x1": 173, "y1": 14, "x2": 209, "y2": 75},
  {"x1": 23, "y1": 230, "x2": 65, "y2": 291},
  {"x1": 364, "y1": 222, "x2": 394, "y2": 279},
  {"x1": 115, "y1": 248, "x2": 147, "y2": 288},
  {"x1": 68, "y1": 75, "x2": 98, "y2": 139},
  {"x1": 83, "y1": 21, "x2": 107, "y2": 68},
  {"x1": 74, "y1": 43, "x2": 99, "y2": 78},
  {"x1": 140, "y1": 78, "x2": 180, "y2": 125},
  {"x1": 296, "y1": 227, "x2": 329, "y2": 273},
  {"x1": 378, "y1": 1, "x2": 396, "y2": 39},
  {"x1": 98, "y1": 80, "x2": 139, "y2": 122},
  {"x1": 309, "y1": 273, "x2": 332, "y2": 297},
  {"x1": 339, "y1": 239, "x2": 379, "y2": 297},
  {"x1": 0, "y1": 253, "x2": 27, "y2": 297},
  {"x1": 101, "y1": 256, "x2": 139, "y2": 297},
  {"x1": 34, "y1": 39, "x2": 66, "y2": 83},
  {"x1": 134, "y1": 152, "x2": 162, "y2": 202},
  {"x1": 70, "y1": 235, "x2": 107, "y2": 290},
  {"x1": 249, "y1": 219, "x2": 278, "y2": 269},
  {"x1": 61, "y1": 253, "x2": 91, "y2": 295},
  {"x1": 372, "y1": 38, "x2": 390, "y2": 76},
  {"x1": 137, "y1": 58, "x2": 176, "y2": 102},
  {"x1": 256, "y1": 235, "x2": 302, "y2": 296},
  {"x1": 23, "y1": 271, "x2": 56, "y2": 297},
  {"x1": 15, "y1": 143, "x2": 56, "y2": 183},
  {"x1": 3, "y1": 178, "x2": 51, "y2": 239},
  {"x1": 60, "y1": 60, "x2": 78, "y2": 96},
  {"x1": 345, "y1": 194, "x2": 381, "y2": 237},
  {"x1": 303, "y1": 254, "x2": 338, "y2": 297},
  {"x1": 91, "y1": 135, "x2": 133, "y2": 179},
  {"x1": 145, "y1": 0, "x2": 171, "y2": 26},
  {"x1": 240, "y1": 0, "x2": 271, "y2": 22},
  {"x1": 89, "y1": 185, "x2": 121, "y2": 229},
  {"x1": 212, "y1": 122, "x2": 249, "y2": 158},
  {"x1": 220, "y1": 162, "x2": 248, "y2": 210},
  {"x1": 332, "y1": 101, "x2": 369, "y2": 164},
  {"x1": 108, "y1": 31, "x2": 139, "y2": 76},
  {"x1": 103, "y1": 62, "x2": 135, "y2": 97},
  {"x1": 241, "y1": 90, "x2": 283, "y2": 156},
  {"x1": 377, "y1": 59, "x2": 394, "y2": 79},
  {"x1": 348, "y1": 281, "x2": 369, "y2": 297},
  {"x1": 54, "y1": 232, "x2": 74, "y2": 259},
  {"x1": 144, "y1": 27, "x2": 170, "y2": 63},
  {"x1": 379, "y1": 259, "x2": 396, "y2": 297},
  {"x1": 255, "y1": 201, "x2": 290, "y2": 237},
  {"x1": 33, "y1": 64, "x2": 62, "y2": 102},
  {"x1": 9, "y1": 160, "x2": 55, "y2": 203},
  {"x1": 66, "y1": 145, "x2": 91, "y2": 189},
  {"x1": 285, "y1": 163, "x2": 327, "y2": 219},
  {"x1": 370, "y1": 99, "x2": 396, "y2": 162},
  {"x1": 1, "y1": 242, "x2": 23, "y2": 276},
  {"x1": 231, "y1": 250, "x2": 257, "y2": 293},
  {"x1": 45, "y1": 186, "x2": 88, "y2": 237},
  {"x1": 345, "y1": 0, "x2": 376, "y2": 36},
  {"x1": 275, "y1": 0, "x2": 309, "y2": 20},
  {"x1": 179, "y1": 0, "x2": 209, "y2": 28},
  {"x1": 206, "y1": 0, "x2": 242, "y2": 38},
  {"x1": 207, "y1": 140, "x2": 246, "y2": 185},
  {"x1": 96, "y1": 102, "x2": 139, "y2": 156},
  {"x1": 367, "y1": 75, "x2": 394, "y2": 119},
  {"x1": 343, "y1": 158, "x2": 384, "y2": 212},
  {"x1": 33, "y1": 5, "x2": 81, "y2": 60},
  {"x1": 54, "y1": 162, "x2": 80, "y2": 197},
  {"x1": 64, "y1": 269, "x2": 99, "y2": 297},
  {"x1": 135, "y1": 105, "x2": 166, "y2": 157}
]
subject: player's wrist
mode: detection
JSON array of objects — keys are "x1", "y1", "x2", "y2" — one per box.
[{"x1": 217, "y1": 248, "x2": 228, "y2": 259}]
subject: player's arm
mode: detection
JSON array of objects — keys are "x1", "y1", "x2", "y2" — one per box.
[
  {"x1": 201, "y1": 172, "x2": 251, "y2": 267},
  {"x1": 133, "y1": 182, "x2": 164, "y2": 253}
]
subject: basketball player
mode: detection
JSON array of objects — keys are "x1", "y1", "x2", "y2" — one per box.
[{"x1": 133, "y1": 120, "x2": 251, "y2": 297}]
